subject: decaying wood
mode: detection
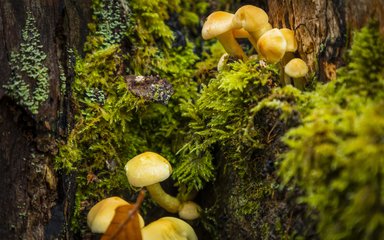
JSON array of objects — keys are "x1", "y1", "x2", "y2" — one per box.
[
  {"x1": 0, "y1": 0, "x2": 91, "y2": 239},
  {"x1": 125, "y1": 75, "x2": 174, "y2": 104}
]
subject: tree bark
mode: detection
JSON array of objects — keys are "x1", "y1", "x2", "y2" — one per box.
[
  {"x1": 267, "y1": 0, "x2": 384, "y2": 80},
  {"x1": 0, "y1": 0, "x2": 91, "y2": 238}
]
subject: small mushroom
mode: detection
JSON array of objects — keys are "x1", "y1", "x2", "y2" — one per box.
[
  {"x1": 279, "y1": 28, "x2": 298, "y2": 85},
  {"x1": 284, "y1": 58, "x2": 309, "y2": 90},
  {"x1": 232, "y1": 5, "x2": 272, "y2": 44},
  {"x1": 87, "y1": 196, "x2": 145, "y2": 234},
  {"x1": 280, "y1": 28, "x2": 298, "y2": 53},
  {"x1": 256, "y1": 28, "x2": 287, "y2": 63},
  {"x1": 232, "y1": 28, "x2": 258, "y2": 51},
  {"x1": 202, "y1": 11, "x2": 246, "y2": 59},
  {"x1": 178, "y1": 201, "x2": 201, "y2": 220},
  {"x1": 125, "y1": 152, "x2": 181, "y2": 213},
  {"x1": 141, "y1": 217, "x2": 198, "y2": 240}
]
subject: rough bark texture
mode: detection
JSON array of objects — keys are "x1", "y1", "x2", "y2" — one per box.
[
  {"x1": 0, "y1": 0, "x2": 91, "y2": 239},
  {"x1": 267, "y1": 0, "x2": 384, "y2": 81}
]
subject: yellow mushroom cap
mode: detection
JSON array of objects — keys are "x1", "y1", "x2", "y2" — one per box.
[
  {"x1": 284, "y1": 58, "x2": 309, "y2": 78},
  {"x1": 201, "y1": 11, "x2": 246, "y2": 59},
  {"x1": 257, "y1": 28, "x2": 287, "y2": 63},
  {"x1": 141, "y1": 217, "x2": 198, "y2": 240},
  {"x1": 280, "y1": 28, "x2": 298, "y2": 52},
  {"x1": 125, "y1": 152, "x2": 172, "y2": 187},
  {"x1": 232, "y1": 5, "x2": 269, "y2": 32},
  {"x1": 87, "y1": 196, "x2": 145, "y2": 233},
  {"x1": 178, "y1": 201, "x2": 201, "y2": 220},
  {"x1": 201, "y1": 11, "x2": 235, "y2": 40}
]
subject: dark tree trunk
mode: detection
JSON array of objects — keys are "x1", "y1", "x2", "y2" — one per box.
[{"x1": 0, "y1": 0, "x2": 91, "y2": 238}]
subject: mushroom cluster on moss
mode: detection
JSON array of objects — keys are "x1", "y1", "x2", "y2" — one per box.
[
  {"x1": 201, "y1": 4, "x2": 309, "y2": 89},
  {"x1": 125, "y1": 152, "x2": 201, "y2": 220},
  {"x1": 87, "y1": 197, "x2": 198, "y2": 239},
  {"x1": 87, "y1": 196, "x2": 145, "y2": 234}
]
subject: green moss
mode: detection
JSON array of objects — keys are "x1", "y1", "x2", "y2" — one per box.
[
  {"x1": 279, "y1": 23, "x2": 384, "y2": 240},
  {"x1": 56, "y1": 0, "x2": 206, "y2": 233},
  {"x1": 54, "y1": 1, "x2": 367, "y2": 238},
  {"x1": 177, "y1": 59, "x2": 278, "y2": 191},
  {"x1": 3, "y1": 12, "x2": 49, "y2": 114},
  {"x1": 177, "y1": 56, "x2": 315, "y2": 238}
]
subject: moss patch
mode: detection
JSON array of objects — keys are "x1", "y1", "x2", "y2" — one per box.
[{"x1": 279, "y1": 23, "x2": 384, "y2": 240}]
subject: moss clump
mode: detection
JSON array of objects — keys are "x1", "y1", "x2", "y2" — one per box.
[
  {"x1": 279, "y1": 23, "x2": 384, "y2": 240},
  {"x1": 3, "y1": 12, "x2": 49, "y2": 114},
  {"x1": 177, "y1": 59, "x2": 278, "y2": 192},
  {"x1": 178, "y1": 56, "x2": 315, "y2": 238},
  {"x1": 56, "y1": 0, "x2": 207, "y2": 233}
]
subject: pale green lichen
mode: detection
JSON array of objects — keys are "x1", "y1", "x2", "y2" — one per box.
[
  {"x1": 59, "y1": 64, "x2": 66, "y2": 96},
  {"x1": 88, "y1": 0, "x2": 132, "y2": 49},
  {"x1": 3, "y1": 12, "x2": 49, "y2": 114}
]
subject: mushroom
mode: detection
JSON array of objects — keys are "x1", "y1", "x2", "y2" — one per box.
[
  {"x1": 280, "y1": 28, "x2": 298, "y2": 53},
  {"x1": 284, "y1": 58, "x2": 309, "y2": 90},
  {"x1": 87, "y1": 196, "x2": 145, "y2": 233},
  {"x1": 202, "y1": 11, "x2": 246, "y2": 59},
  {"x1": 232, "y1": 5, "x2": 272, "y2": 44},
  {"x1": 178, "y1": 201, "x2": 201, "y2": 220},
  {"x1": 256, "y1": 28, "x2": 287, "y2": 63},
  {"x1": 232, "y1": 28, "x2": 258, "y2": 51},
  {"x1": 279, "y1": 28, "x2": 298, "y2": 85},
  {"x1": 141, "y1": 217, "x2": 198, "y2": 240},
  {"x1": 216, "y1": 28, "x2": 258, "y2": 71},
  {"x1": 125, "y1": 152, "x2": 181, "y2": 213}
]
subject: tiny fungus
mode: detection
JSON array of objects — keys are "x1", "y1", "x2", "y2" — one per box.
[
  {"x1": 178, "y1": 201, "x2": 201, "y2": 220},
  {"x1": 87, "y1": 196, "x2": 145, "y2": 233},
  {"x1": 141, "y1": 217, "x2": 198, "y2": 240},
  {"x1": 256, "y1": 28, "x2": 287, "y2": 63},
  {"x1": 232, "y1": 5, "x2": 272, "y2": 43},
  {"x1": 280, "y1": 28, "x2": 298, "y2": 53},
  {"x1": 284, "y1": 58, "x2": 309, "y2": 90},
  {"x1": 279, "y1": 28, "x2": 298, "y2": 85},
  {"x1": 125, "y1": 151, "x2": 181, "y2": 213},
  {"x1": 202, "y1": 11, "x2": 246, "y2": 59}
]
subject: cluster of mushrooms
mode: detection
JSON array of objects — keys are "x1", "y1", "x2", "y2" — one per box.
[
  {"x1": 202, "y1": 5, "x2": 309, "y2": 89},
  {"x1": 87, "y1": 152, "x2": 200, "y2": 239}
]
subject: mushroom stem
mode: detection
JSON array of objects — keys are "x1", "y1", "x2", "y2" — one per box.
[
  {"x1": 248, "y1": 23, "x2": 272, "y2": 43},
  {"x1": 280, "y1": 52, "x2": 296, "y2": 86},
  {"x1": 293, "y1": 77, "x2": 306, "y2": 90},
  {"x1": 216, "y1": 31, "x2": 246, "y2": 60},
  {"x1": 146, "y1": 183, "x2": 181, "y2": 213}
]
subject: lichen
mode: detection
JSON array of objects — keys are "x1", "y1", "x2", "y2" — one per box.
[{"x1": 3, "y1": 11, "x2": 49, "y2": 114}]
